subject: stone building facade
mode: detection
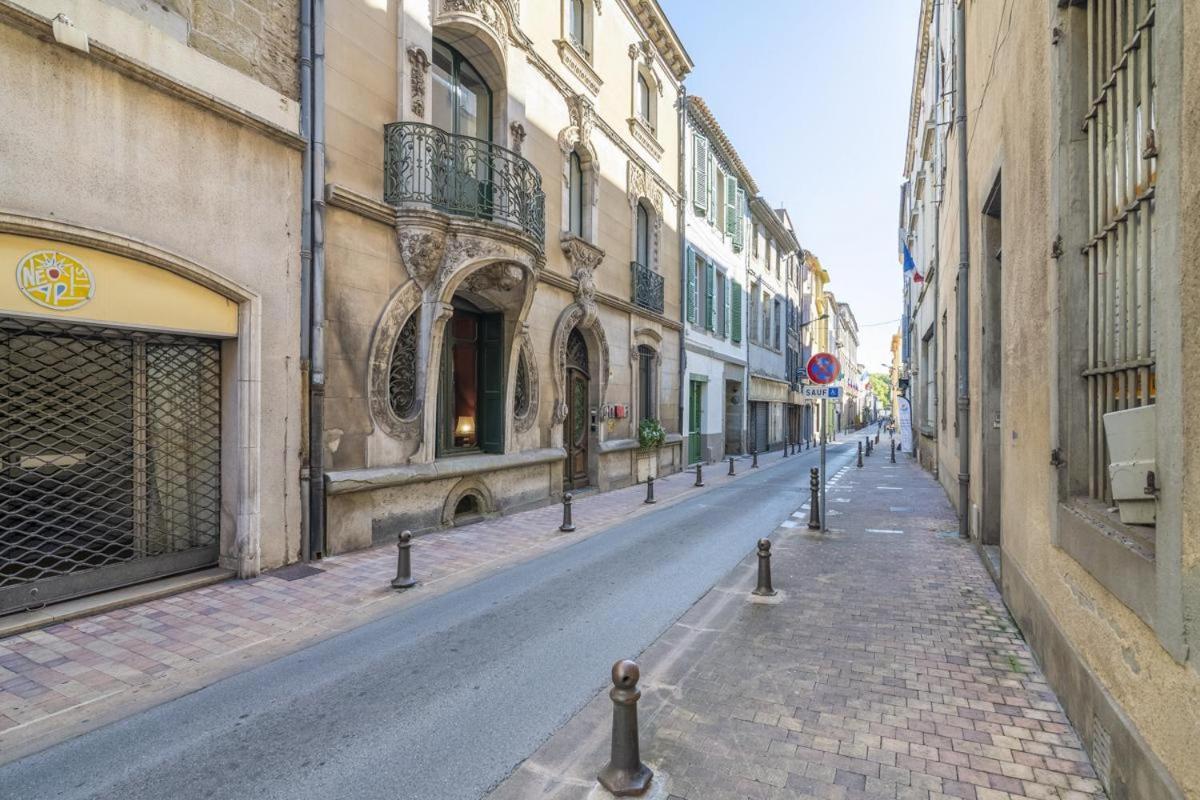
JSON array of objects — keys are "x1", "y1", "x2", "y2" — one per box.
[
  {"x1": 0, "y1": 0, "x2": 304, "y2": 614},
  {"x1": 680, "y1": 96, "x2": 753, "y2": 465},
  {"x1": 317, "y1": 0, "x2": 690, "y2": 551},
  {"x1": 900, "y1": 1, "x2": 1200, "y2": 796}
]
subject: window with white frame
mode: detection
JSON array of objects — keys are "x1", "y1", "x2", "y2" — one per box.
[{"x1": 568, "y1": 0, "x2": 592, "y2": 57}]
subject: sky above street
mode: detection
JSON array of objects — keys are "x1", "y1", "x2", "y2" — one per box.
[{"x1": 659, "y1": 0, "x2": 919, "y2": 372}]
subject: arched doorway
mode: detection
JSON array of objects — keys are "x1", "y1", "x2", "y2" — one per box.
[{"x1": 564, "y1": 328, "x2": 589, "y2": 488}]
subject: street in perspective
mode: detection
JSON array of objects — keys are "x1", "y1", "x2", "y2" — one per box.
[{"x1": 0, "y1": 1, "x2": 1196, "y2": 799}]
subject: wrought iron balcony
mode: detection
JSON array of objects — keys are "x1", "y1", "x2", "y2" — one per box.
[
  {"x1": 631, "y1": 261, "x2": 664, "y2": 314},
  {"x1": 384, "y1": 122, "x2": 545, "y2": 244}
]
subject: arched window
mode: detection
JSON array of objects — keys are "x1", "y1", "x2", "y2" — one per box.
[
  {"x1": 431, "y1": 39, "x2": 492, "y2": 142},
  {"x1": 570, "y1": 0, "x2": 587, "y2": 53},
  {"x1": 569, "y1": 150, "x2": 584, "y2": 237},
  {"x1": 637, "y1": 72, "x2": 652, "y2": 126},
  {"x1": 635, "y1": 201, "x2": 651, "y2": 268}
]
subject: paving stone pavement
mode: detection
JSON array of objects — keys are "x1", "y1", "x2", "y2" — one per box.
[
  {"x1": 488, "y1": 437, "x2": 1107, "y2": 800},
  {"x1": 0, "y1": 439, "x2": 823, "y2": 759}
]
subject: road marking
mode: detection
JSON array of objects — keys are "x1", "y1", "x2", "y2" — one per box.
[
  {"x1": 866, "y1": 528, "x2": 904, "y2": 534},
  {"x1": 876, "y1": 486, "x2": 904, "y2": 490},
  {"x1": 780, "y1": 520, "x2": 799, "y2": 528}
]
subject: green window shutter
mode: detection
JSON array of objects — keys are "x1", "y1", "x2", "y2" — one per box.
[
  {"x1": 729, "y1": 188, "x2": 739, "y2": 250},
  {"x1": 723, "y1": 274, "x2": 732, "y2": 338},
  {"x1": 479, "y1": 313, "x2": 504, "y2": 454},
  {"x1": 731, "y1": 281, "x2": 742, "y2": 343},
  {"x1": 724, "y1": 176, "x2": 737, "y2": 238},
  {"x1": 685, "y1": 248, "x2": 697, "y2": 323},
  {"x1": 705, "y1": 260, "x2": 716, "y2": 330},
  {"x1": 692, "y1": 134, "x2": 708, "y2": 212}
]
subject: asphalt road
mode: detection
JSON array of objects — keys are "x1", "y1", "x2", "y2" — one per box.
[{"x1": 0, "y1": 443, "x2": 854, "y2": 800}]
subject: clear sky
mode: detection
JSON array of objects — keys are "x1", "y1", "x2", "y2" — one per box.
[{"x1": 658, "y1": 0, "x2": 919, "y2": 373}]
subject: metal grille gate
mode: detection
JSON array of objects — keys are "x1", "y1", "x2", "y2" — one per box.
[{"x1": 0, "y1": 317, "x2": 222, "y2": 615}]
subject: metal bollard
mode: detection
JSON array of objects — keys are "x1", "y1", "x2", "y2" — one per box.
[
  {"x1": 644, "y1": 476, "x2": 656, "y2": 505},
  {"x1": 875, "y1": 431, "x2": 880, "y2": 444},
  {"x1": 694, "y1": 462, "x2": 705, "y2": 487},
  {"x1": 391, "y1": 530, "x2": 416, "y2": 590},
  {"x1": 807, "y1": 467, "x2": 821, "y2": 530},
  {"x1": 782, "y1": 438, "x2": 789, "y2": 458},
  {"x1": 857, "y1": 441, "x2": 863, "y2": 468},
  {"x1": 751, "y1": 449, "x2": 759, "y2": 469},
  {"x1": 753, "y1": 538, "x2": 777, "y2": 596},
  {"x1": 866, "y1": 438, "x2": 872, "y2": 457},
  {"x1": 597, "y1": 660, "x2": 653, "y2": 796},
  {"x1": 560, "y1": 492, "x2": 576, "y2": 532},
  {"x1": 891, "y1": 440, "x2": 896, "y2": 463},
  {"x1": 792, "y1": 441, "x2": 798, "y2": 455},
  {"x1": 728, "y1": 456, "x2": 735, "y2": 476}
]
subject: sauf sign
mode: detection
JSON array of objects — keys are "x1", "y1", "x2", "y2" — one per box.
[{"x1": 800, "y1": 385, "x2": 841, "y2": 399}]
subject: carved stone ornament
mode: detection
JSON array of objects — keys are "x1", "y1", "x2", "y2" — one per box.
[
  {"x1": 368, "y1": 280, "x2": 426, "y2": 442},
  {"x1": 407, "y1": 46, "x2": 429, "y2": 118},
  {"x1": 626, "y1": 161, "x2": 664, "y2": 218},
  {"x1": 397, "y1": 226, "x2": 448, "y2": 289},
  {"x1": 462, "y1": 261, "x2": 525, "y2": 294},
  {"x1": 637, "y1": 39, "x2": 654, "y2": 67},
  {"x1": 558, "y1": 94, "x2": 595, "y2": 155},
  {"x1": 509, "y1": 121, "x2": 526, "y2": 154},
  {"x1": 560, "y1": 235, "x2": 604, "y2": 326},
  {"x1": 438, "y1": 0, "x2": 511, "y2": 43},
  {"x1": 549, "y1": 305, "x2": 609, "y2": 425}
]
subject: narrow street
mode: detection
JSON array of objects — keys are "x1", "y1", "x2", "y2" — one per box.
[{"x1": 0, "y1": 444, "x2": 856, "y2": 800}]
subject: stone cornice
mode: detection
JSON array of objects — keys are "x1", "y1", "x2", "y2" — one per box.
[
  {"x1": 624, "y1": 0, "x2": 692, "y2": 80},
  {"x1": 325, "y1": 184, "x2": 394, "y2": 225},
  {"x1": 0, "y1": 0, "x2": 305, "y2": 152},
  {"x1": 627, "y1": 116, "x2": 664, "y2": 161},
  {"x1": 554, "y1": 38, "x2": 603, "y2": 95}
]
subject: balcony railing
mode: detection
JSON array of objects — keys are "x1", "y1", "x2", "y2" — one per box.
[
  {"x1": 384, "y1": 122, "x2": 545, "y2": 244},
  {"x1": 631, "y1": 261, "x2": 664, "y2": 314}
]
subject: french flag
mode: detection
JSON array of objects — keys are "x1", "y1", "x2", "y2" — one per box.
[{"x1": 901, "y1": 236, "x2": 924, "y2": 283}]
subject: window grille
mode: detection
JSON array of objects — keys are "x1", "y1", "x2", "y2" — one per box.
[{"x1": 1083, "y1": 0, "x2": 1157, "y2": 503}]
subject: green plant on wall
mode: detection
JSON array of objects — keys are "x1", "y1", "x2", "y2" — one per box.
[{"x1": 637, "y1": 418, "x2": 666, "y2": 450}]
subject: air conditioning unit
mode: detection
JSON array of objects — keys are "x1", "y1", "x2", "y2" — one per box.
[{"x1": 1103, "y1": 404, "x2": 1157, "y2": 525}]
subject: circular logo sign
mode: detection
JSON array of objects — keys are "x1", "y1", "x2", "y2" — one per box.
[
  {"x1": 16, "y1": 250, "x2": 94, "y2": 311},
  {"x1": 806, "y1": 352, "x2": 841, "y2": 385}
]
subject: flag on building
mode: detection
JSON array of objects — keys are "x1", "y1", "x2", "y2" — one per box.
[{"x1": 900, "y1": 233, "x2": 924, "y2": 283}]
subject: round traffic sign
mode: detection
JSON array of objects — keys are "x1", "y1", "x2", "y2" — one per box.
[{"x1": 806, "y1": 352, "x2": 841, "y2": 385}]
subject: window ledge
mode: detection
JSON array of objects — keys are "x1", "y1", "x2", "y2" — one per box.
[
  {"x1": 1057, "y1": 500, "x2": 1156, "y2": 627},
  {"x1": 555, "y1": 39, "x2": 602, "y2": 95},
  {"x1": 325, "y1": 447, "x2": 566, "y2": 495},
  {"x1": 627, "y1": 116, "x2": 664, "y2": 160}
]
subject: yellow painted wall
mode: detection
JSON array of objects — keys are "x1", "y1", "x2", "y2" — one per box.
[{"x1": 0, "y1": 234, "x2": 238, "y2": 336}]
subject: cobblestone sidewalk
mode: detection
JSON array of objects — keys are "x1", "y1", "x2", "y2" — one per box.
[
  {"x1": 0, "y1": 440, "x2": 820, "y2": 760},
  {"x1": 489, "y1": 441, "x2": 1106, "y2": 800}
]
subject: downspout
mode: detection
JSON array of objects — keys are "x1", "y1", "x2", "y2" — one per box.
[
  {"x1": 954, "y1": 0, "x2": 970, "y2": 539},
  {"x1": 299, "y1": 0, "x2": 313, "y2": 561},
  {"x1": 300, "y1": 0, "x2": 328, "y2": 560},
  {"x1": 677, "y1": 86, "x2": 687, "y2": 455},
  {"x1": 931, "y1": 0, "x2": 942, "y2": 480}
]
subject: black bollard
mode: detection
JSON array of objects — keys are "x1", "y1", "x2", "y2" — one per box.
[
  {"x1": 751, "y1": 449, "x2": 759, "y2": 469},
  {"x1": 728, "y1": 456, "x2": 735, "y2": 476},
  {"x1": 560, "y1": 492, "x2": 576, "y2": 532},
  {"x1": 807, "y1": 467, "x2": 821, "y2": 530},
  {"x1": 597, "y1": 660, "x2": 653, "y2": 796},
  {"x1": 875, "y1": 431, "x2": 880, "y2": 444},
  {"x1": 693, "y1": 462, "x2": 705, "y2": 487},
  {"x1": 857, "y1": 441, "x2": 863, "y2": 468},
  {"x1": 391, "y1": 530, "x2": 416, "y2": 590},
  {"x1": 782, "y1": 438, "x2": 789, "y2": 458},
  {"x1": 866, "y1": 438, "x2": 872, "y2": 457},
  {"x1": 753, "y1": 538, "x2": 777, "y2": 597},
  {"x1": 891, "y1": 440, "x2": 897, "y2": 463},
  {"x1": 644, "y1": 476, "x2": 656, "y2": 505}
]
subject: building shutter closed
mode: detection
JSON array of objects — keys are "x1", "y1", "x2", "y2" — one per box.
[
  {"x1": 686, "y1": 248, "x2": 697, "y2": 323},
  {"x1": 692, "y1": 134, "x2": 708, "y2": 212},
  {"x1": 724, "y1": 176, "x2": 738, "y2": 239},
  {"x1": 479, "y1": 313, "x2": 504, "y2": 453},
  {"x1": 723, "y1": 274, "x2": 731, "y2": 339},
  {"x1": 734, "y1": 188, "x2": 746, "y2": 250},
  {"x1": 731, "y1": 280, "x2": 742, "y2": 343},
  {"x1": 705, "y1": 260, "x2": 716, "y2": 331}
]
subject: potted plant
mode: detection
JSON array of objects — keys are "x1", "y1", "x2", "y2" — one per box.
[
  {"x1": 637, "y1": 418, "x2": 666, "y2": 451},
  {"x1": 636, "y1": 418, "x2": 665, "y2": 482}
]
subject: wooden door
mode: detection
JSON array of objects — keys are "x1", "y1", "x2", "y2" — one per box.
[{"x1": 565, "y1": 369, "x2": 589, "y2": 487}]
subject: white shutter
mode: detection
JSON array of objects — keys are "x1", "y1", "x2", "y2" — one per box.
[
  {"x1": 692, "y1": 134, "x2": 708, "y2": 212},
  {"x1": 734, "y1": 188, "x2": 747, "y2": 250}
]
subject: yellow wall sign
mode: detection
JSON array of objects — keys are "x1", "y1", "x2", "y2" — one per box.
[{"x1": 16, "y1": 250, "x2": 95, "y2": 311}]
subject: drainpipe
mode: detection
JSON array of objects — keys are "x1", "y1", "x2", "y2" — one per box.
[
  {"x1": 931, "y1": 0, "x2": 942, "y2": 480},
  {"x1": 954, "y1": 0, "x2": 970, "y2": 539},
  {"x1": 299, "y1": 0, "x2": 327, "y2": 560},
  {"x1": 677, "y1": 86, "x2": 687, "y2": 457}
]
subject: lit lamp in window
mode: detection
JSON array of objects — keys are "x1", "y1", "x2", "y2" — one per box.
[{"x1": 455, "y1": 415, "x2": 476, "y2": 446}]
